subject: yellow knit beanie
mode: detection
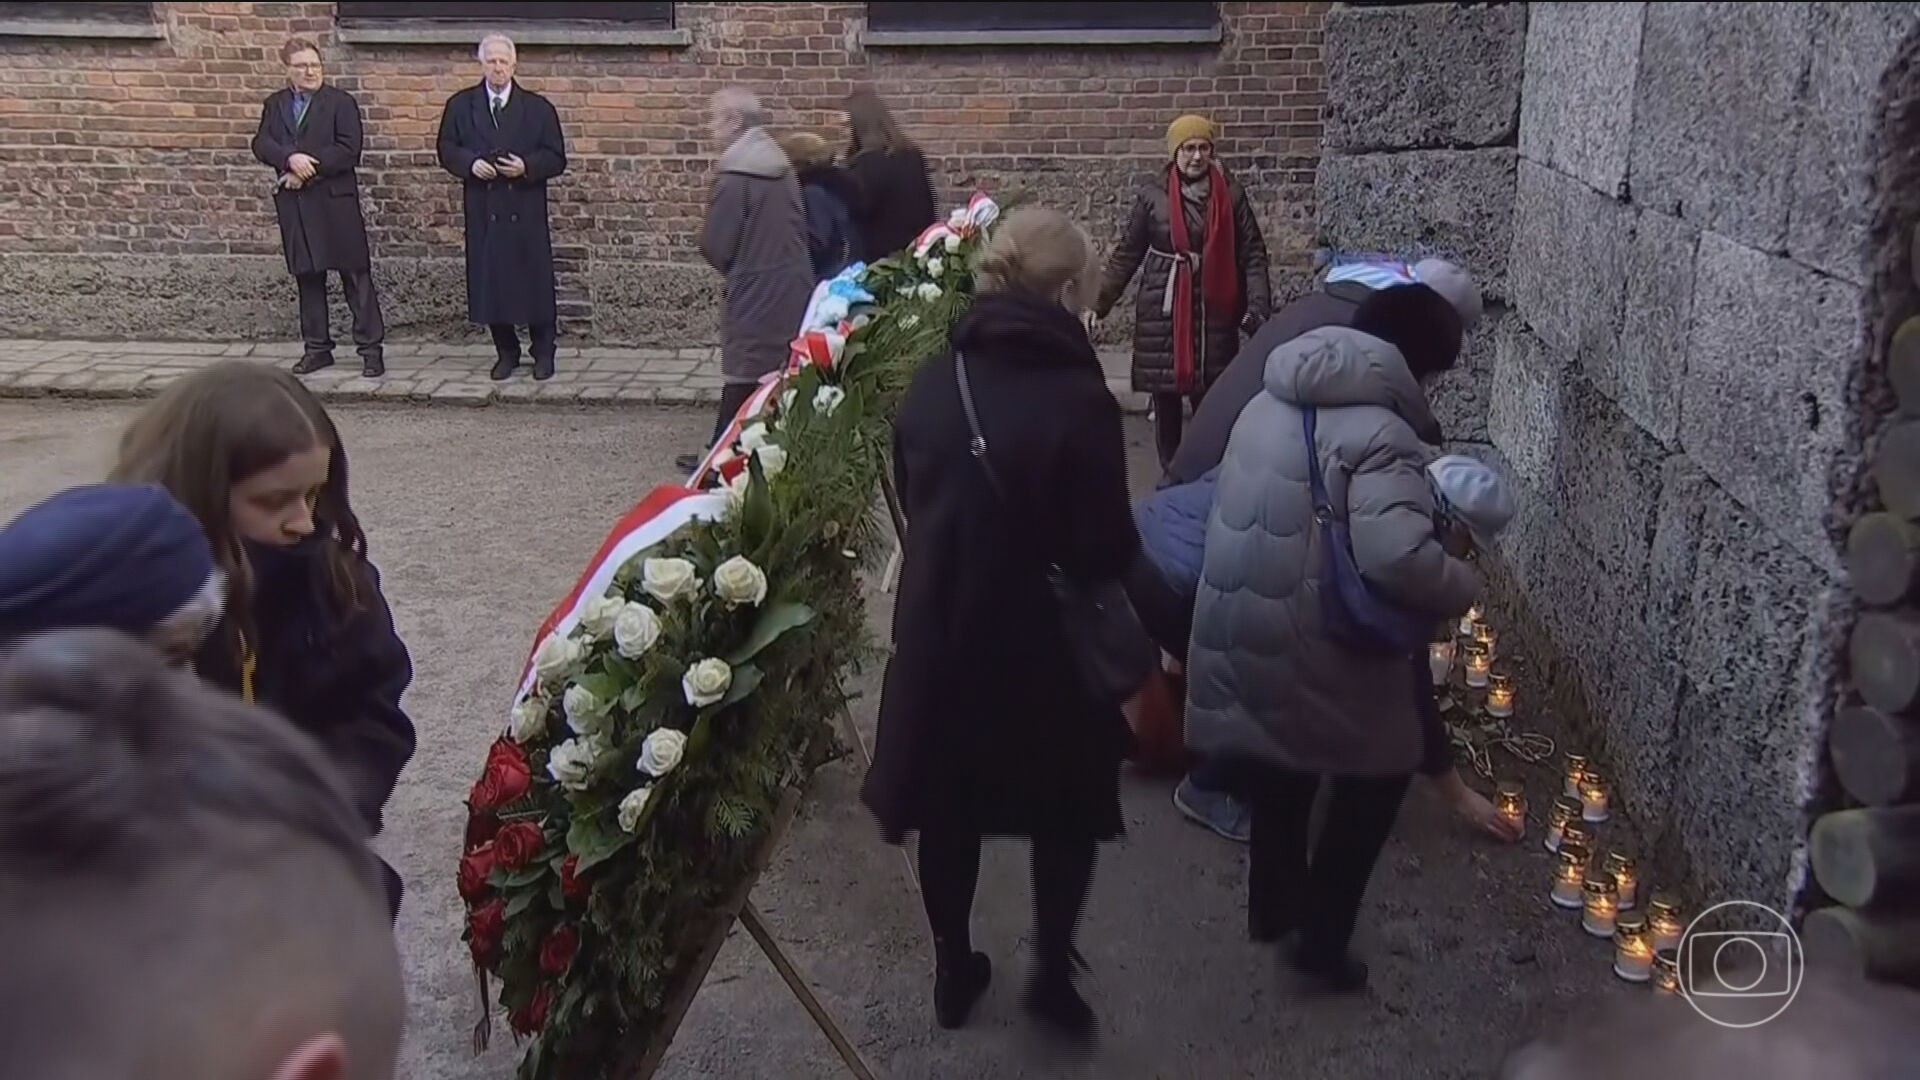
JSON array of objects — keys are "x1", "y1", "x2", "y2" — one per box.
[{"x1": 1166, "y1": 114, "x2": 1218, "y2": 157}]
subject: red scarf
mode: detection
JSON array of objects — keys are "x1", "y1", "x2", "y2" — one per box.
[{"x1": 1166, "y1": 162, "x2": 1239, "y2": 393}]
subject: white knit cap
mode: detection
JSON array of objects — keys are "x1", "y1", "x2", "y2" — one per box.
[
  {"x1": 1428, "y1": 454, "x2": 1513, "y2": 548},
  {"x1": 1412, "y1": 258, "x2": 1483, "y2": 331}
]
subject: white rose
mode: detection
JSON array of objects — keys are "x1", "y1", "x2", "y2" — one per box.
[
  {"x1": 724, "y1": 471, "x2": 752, "y2": 512},
  {"x1": 754, "y1": 442, "x2": 788, "y2": 479},
  {"x1": 547, "y1": 737, "x2": 597, "y2": 791},
  {"x1": 916, "y1": 282, "x2": 942, "y2": 301},
  {"x1": 637, "y1": 727, "x2": 688, "y2": 778},
  {"x1": 563, "y1": 683, "x2": 609, "y2": 736},
  {"x1": 852, "y1": 313, "x2": 872, "y2": 329},
  {"x1": 579, "y1": 592, "x2": 624, "y2": 639},
  {"x1": 510, "y1": 694, "x2": 550, "y2": 744},
  {"x1": 738, "y1": 422, "x2": 771, "y2": 454},
  {"x1": 533, "y1": 633, "x2": 586, "y2": 688},
  {"x1": 943, "y1": 233, "x2": 962, "y2": 254},
  {"x1": 813, "y1": 385, "x2": 846, "y2": 416},
  {"x1": 641, "y1": 557, "x2": 698, "y2": 604},
  {"x1": 712, "y1": 555, "x2": 769, "y2": 609},
  {"x1": 901, "y1": 313, "x2": 921, "y2": 328},
  {"x1": 682, "y1": 657, "x2": 733, "y2": 708},
  {"x1": 613, "y1": 601, "x2": 661, "y2": 659},
  {"x1": 927, "y1": 256, "x2": 944, "y2": 277},
  {"x1": 617, "y1": 786, "x2": 652, "y2": 833}
]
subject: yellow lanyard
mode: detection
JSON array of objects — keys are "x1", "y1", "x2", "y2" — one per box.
[{"x1": 239, "y1": 636, "x2": 257, "y2": 704}]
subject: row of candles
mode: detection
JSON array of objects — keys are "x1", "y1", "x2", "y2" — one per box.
[{"x1": 1437, "y1": 608, "x2": 1686, "y2": 992}]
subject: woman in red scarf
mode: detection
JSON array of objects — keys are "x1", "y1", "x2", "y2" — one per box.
[{"x1": 1092, "y1": 115, "x2": 1272, "y2": 467}]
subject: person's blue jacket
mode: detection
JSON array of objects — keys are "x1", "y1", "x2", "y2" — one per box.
[{"x1": 1132, "y1": 467, "x2": 1218, "y2": 598}]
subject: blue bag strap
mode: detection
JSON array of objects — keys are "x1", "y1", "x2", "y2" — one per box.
[{"x1": 1301, "y1": 406, "x2": 1333, "y2": 524}]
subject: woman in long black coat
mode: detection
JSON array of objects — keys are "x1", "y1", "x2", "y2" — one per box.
[
  {"x1": 843, "y1": 88, "x2": 938, "y2": 264},
  {"x1": 863, "y1": 208, "x2": 1137, "y2": 1038}
]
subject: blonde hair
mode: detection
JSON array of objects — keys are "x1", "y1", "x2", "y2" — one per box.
[
  {"x1": 973, "y1": 207, "x2": 1093, "y2": 311},
  {"x1": 779, "y1": 131, "x2": 834, "y2": 170}
]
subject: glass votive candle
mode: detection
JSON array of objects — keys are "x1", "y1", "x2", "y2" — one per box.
[
  {"x1": 1560, "y1": 822, "x2": 1594, "y2": 860},
  {"x1": 1544, "y1": 796, "x2": 1580, "y2": 853},
  {"x1": 1563, "y1": 753, "x2": 1588, "y2": 798},
  {"x1": 1472, "y1": 620, "x2": 1496, "y2": 655},
  {"x1": 1485, "y1": 673, "x2": 1515, "y2": 718},
  {"x1": 1648, "y1": 893, "x2": 1685, "y2": 952},
  {"x1": 1429, "y1": 640, "x2": 1455, "y2": 685},
  {"x1": 1652, "y1": 948, "x2": 1681, "y2": 993},
  {"x1": 1613, "y1": 912, "x2": 1653, "y2": 982},
  {"x1": 1458, "y1": 603, "x2": 1482, "y2": 638},
  {"x1": 1604, "y1": 851, "x2": 1638, "y2": 910},
  {"x1": 1582, "y1": 873, "x2": 1619, "y2": 937},
  {"x1": 1494, "y1": 779, "x2": 1525, "y2": 837},
  {"x1": 1580, "y1": 771, "x2": 1611, "y2": 823},
  {"x1": 1550, "y1": 849, "x2": 1586, "y2": 909},
  {"x1": 1465, "y1": 645, "x2": 1492, "y2": 688}
]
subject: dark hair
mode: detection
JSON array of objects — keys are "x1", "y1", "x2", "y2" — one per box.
[
  {"x1": 108, "y1": 362, "x2": 367, "y2": 662},
  {"x1": 1350, "y1": 283, "x2": 1465, "y2": 382},
  {"x1": 279, "y1": 36, "x2": 321, "y2": 65},
  {"x1": 846, "y1": 87, "x2": 913, "y2": 158}
]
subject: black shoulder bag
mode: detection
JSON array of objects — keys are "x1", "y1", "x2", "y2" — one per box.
[{"x1": 954, "y1": 350, "x2": 1157, "y2": 704}]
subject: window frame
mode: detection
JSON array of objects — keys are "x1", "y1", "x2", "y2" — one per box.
[
  {"x1": 862, "y1": 1, "x2": 1221, "y2": 48},
  {"x1": 334, "y1": 1, "x2": 689, "y2": 48},
  {"x1": 0, "y1": 2, "x2": 163, "y2": 40}
]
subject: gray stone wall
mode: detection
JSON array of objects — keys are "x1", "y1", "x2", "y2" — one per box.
[{"x1": 1318, "y1": 2, "x2": 1920, "y2": 911}]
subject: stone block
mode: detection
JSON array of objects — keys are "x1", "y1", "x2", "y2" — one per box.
[
  {"x1": 1788, "y1": 3, "x2": 1920, "y2": 284},
  {"x1": 1518, "y1": 3, "x2": 1644, "y2": 198},
  {"x1": 590, "y1": 261, "x2": 724, "y2": 346},
  {"x1": 1509, "y1": 160, "x2": 1633, "y2": 380},
  {"x1": 1644, "y1": 455, "x2": 1716, "y2": 668},
  {"x1": 1316, "y1": 148, "x2": 1518, "y2": 301},
  {"x1": 1426, "y1": 309, "x2": 1503, "y2": 443},
  {"x1": 1609, "y1": 656, "x2": 1685, "y2": 822},
  {"x1": 1679, "y1": 234, "x2": 1864, "y2": 573},
  {"x1": 1323, "y1": 3, "x2": 1527, "y2": 152},
  {"x1": 1615, "y1": 209, "x2": 1699, "y2": 444},
  {"x1": 1487, "y1": 320, "x2": 1567, "y2": 492},
  {"x1": 1630, "y1": 4, "x2": 1813, "y2": 251},
  {"x1": 1554, "y1": 382, "x2": 1667, "y2": 578}
]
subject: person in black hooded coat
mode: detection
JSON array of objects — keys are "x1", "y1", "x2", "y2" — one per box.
[
  {"x1": 780, "y1": 131, "x2": 862, "y2": 282},
  {"x1": 863, "y1": 208, "x2": 1136, "y2": 1039}
]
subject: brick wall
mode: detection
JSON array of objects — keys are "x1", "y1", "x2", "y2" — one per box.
[{"x1": 0, "y1": 1, "x2": 1328, "y2": 345}]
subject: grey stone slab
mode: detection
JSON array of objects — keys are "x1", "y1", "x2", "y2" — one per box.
[
  {"x1": 1629, "y1": 4, "x2": 1812, "y2": 251},
  {"x1": 1615, "y1": 209, "x2": 1699, "y2": 444},
  {"x1": 1509, "y1": 160, "x2": 1633, "y2": 380},
  {"x1": 1611, "y1": 657, "x2": 1686, "y2": 825},
  {"x1": 1519, "y1": 3, "x2": 1645, "y2": 198},
  {"x1": 1789, "y1": 3, "x2": 1920, "y2": 284},
  {"x1": 1323, "y1": 3, "x2": 1526, "y2": 152},
  {"x1": 1679, "y1": 234, "x2": 1864, "y2": 573},
  {"x1": 637, "y1": 357, "x2": 702, "y2": 376},
  {"x1": 1554, "y1": 383, "x2": 1667, "y2": 578},
  {"x1": 1315, "y1": 148, "x2": 1518, "y2": 299},
  {"x1": 1644, "y1": 455, "x2": 1717, "y2": 668},
  {"x1": 1487, "y1": 320, "x2": 1568, "y2": 491},
  {"x1": 434, "y1": 381, "x2": 495, "y2": 407}
]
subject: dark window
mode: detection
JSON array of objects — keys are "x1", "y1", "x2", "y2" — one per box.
[
  {"x1": 0, "y1": 2, "x2": 160, "y2": 38},
  {"x1": 0, "y1": 2, "x2": 154, "y2": 22},
  {"x1": 336, "y1": 2, "x2": 671, "y2": 25},
  {"x1": 865, "y1": 2, "x2": 1216, "y2": 33}
]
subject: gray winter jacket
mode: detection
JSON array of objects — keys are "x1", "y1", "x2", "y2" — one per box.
[
  {"x1": 1185, "y1": 327, "x2": 1480, "y2": 777},
  {"x1": 701, "y1": 126, "x2": 815, "y2": 383}
]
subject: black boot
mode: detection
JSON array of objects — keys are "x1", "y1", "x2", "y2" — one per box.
[
  {"x1": 1289, "y1": 941, "x2": 1369, "y2": 994},
  {"x1": 292, "y1": 352, "x2": 335, "y2": 375},
  {"x1": 933, "y1": 949, "x2": 991, "y2": 1029},
  {"x1": 1022, "y1": 954, "x2": 1094, "y2": 1040},
  {"x1": 360, "y1": 351, "x2": 385, "y2": 378},
  {"x1": 490, "y1": 354, "x2": 518, "y2": 381},
  {"x1": 532, "y1": 354, "x2": 556, "y2": 381}
]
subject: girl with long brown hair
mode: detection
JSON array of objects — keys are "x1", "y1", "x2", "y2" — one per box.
[
  {"x1": 843, "y1": 87, "x2": 937, "y2": 263},
  {"x1": 112, "y1": 361, "x2": 415, "y2": 914}
]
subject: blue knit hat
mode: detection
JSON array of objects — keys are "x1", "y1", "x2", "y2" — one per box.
[{"x1": 0, "y1": 484, "x2": 214, "y2": 641}]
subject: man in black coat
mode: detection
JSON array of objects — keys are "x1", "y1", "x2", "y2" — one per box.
[
  {"x1": 251, "y1": 37, "x2": 385, "y2": 378},
  {"x1": 436, "y1": 33, "x2": 568, "y2": 382}
]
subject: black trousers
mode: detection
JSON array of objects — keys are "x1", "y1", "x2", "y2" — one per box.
[
  {"x1": 918, "y1": 829, "x2": 1097, "y2": 973},
  {"x1": 297, "y1": 269, "x2": 384, "y2": 360},
  {"x1": 1225, "y1": 759, "x2": 1410, "y2": 963},
  {"x1": 1153, "y1": 392, "x2": 1205, "y2": 468},
  {"x1": 490, "y1": 322, "x2": 558, "y2": 364},
  {"x1": 709, "y1": 381, "x2": 760, "y2": 447}
]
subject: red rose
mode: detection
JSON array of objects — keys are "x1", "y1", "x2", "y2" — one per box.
[
  {"x1": 457, "y1": 842, "x2": 497, "y2": 902},
  {"x1": 493, "y1": 820, "x2": 545, "y2": 871},
  {"x1": 470, "y1": 738, "x2": 532, "y2": 811},
  {"x1": 509, "y1": 983, "x2": 554, "y2": 1035},
  {"x1": 539, "y1": 923, "x2": 580, "y2": 975},
  {"x1": 465, "y1": 811, "x2": 501, "y2": 849},
  {"x1": 467, "y1": 897, "x2": 506, "y2": 967},
  {"x1": 560, "y1": 854, "x2": 588, "y2": 901}
]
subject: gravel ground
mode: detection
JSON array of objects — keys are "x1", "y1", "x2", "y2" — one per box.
[{"x1": 1, "y1": 400, "x2": 1627, "y2": 1080}]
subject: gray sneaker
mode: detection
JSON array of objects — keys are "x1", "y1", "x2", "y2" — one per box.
[{"x1": 1173, "y1": 776, "x2": 1251, "y2": 843}]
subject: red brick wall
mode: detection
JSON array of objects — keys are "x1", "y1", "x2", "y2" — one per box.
[{"x1": 0, "y1": 2, "x2": 1327, "y2": 342}]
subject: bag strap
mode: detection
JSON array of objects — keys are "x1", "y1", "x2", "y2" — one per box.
[
  {"x1": 954, "y1": 350, "x2": 1012, "y2": 502},
  {"x1": 1301, "y1": 405, "x2": 1334, "y2": 524}
]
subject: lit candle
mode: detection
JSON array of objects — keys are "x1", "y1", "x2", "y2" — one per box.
[
  {"x1": 1582, "y1": 873, "x2": 1619, "y2": 937},
  {"x1": 1485, "y1": 673, "x2": 1514, "y2": 718},
  {"x1": 1648, "y1": 893, "x2": 1685, "y2": 952},
  {"x1": 1550, "y1": 848, "x2": 1586, "y2": 909},
  {"x1": 1563, "y1": 753, "x2": 1588, "y2": 798},
  {"x1": 1465, "y1": 645, "x2": 1492, "y2": 688},
  {"x1": 1604, "y1": 851, "x2": 1638, "y2": 910},
  {"x1": 1580, "y1": 771, "x2": 1611, "y2": 823},
  {"x1": 1560, "y1": 822, "x2": 1594, "y2": 861},
  {"x1": 1472, "y1": 620, "x2": 1496, "y2": 653},
  {"x1": 1429, "y1": 640, "x2": 1455, "y2": 685},
  {"x1": 1494, "y1": 779, "x2": 1525, "y2": 837},
  {"x1": 1544, "y1": 796, "x2": 1580, "y2": 853},
  {"x1": 1652, "y1": 948, "x2": 1681, "y2": 994},
  {"x1": 1613, "y1": 912, "x2": 1653, "y2": 982},
  {"x1": 1458, "y1": 603, "x2": 1482, "y2": 638}
]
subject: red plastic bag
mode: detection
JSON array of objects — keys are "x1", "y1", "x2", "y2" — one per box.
[{"x1": 1123, "y1": 666, "x2": 1188, "y2": 777}]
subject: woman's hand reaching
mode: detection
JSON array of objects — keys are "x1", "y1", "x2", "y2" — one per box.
[{"x1": 1435, "y1": 768, "x2": 1522, "y2": 843}]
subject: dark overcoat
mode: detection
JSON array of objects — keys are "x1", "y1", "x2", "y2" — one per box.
[
  {"x1": 435, "y1": 81, "x2": 567, "y2": 326},
  {"x1": 250, "y1": 84, "x2": 373, "y2": 275},
  {"x1": 1094, "y1": 165, "x2": 1272, "y2": 396},
  {"x1": 862, "y1": 292, "x2": 1139, "y2": 843}
]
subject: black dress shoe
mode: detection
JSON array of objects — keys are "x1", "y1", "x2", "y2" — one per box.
[
  {"x1": 490, "y1": 355, "x2": 519, "y2": 381},
  {"x1": 532, "y1": 355, "x2": 556, "y2": 381},
  {"x1": 292, "y1": 353, "x2": 335, "y2": 375},
  {"x1": 933, "y1": 951, "x2": 991, "y2": 1029},
  {"x1": 1022, "y1": 965, "x2": 1096, "y2": 1041},
  {"x1": 674, "y1": 453, "x2": 704, "y2": 473},
  {"x1": 1289, "y1": 943, "x2": 1369, "y2": 994},
  {"x1": 1248, "y1": 906, "x2": 1296, "y2": 944},
  {"x1": 361, "y1": 354, "x2": 385, "y2": 378}
]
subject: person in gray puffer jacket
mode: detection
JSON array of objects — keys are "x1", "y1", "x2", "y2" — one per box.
[{"x1": 1185, "y1": 283, "x2": 1478, "y2": 993}]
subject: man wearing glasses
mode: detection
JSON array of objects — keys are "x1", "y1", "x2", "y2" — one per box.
[{"x1": 251, "y1": 37, "x2": 386, "y2": 378}]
